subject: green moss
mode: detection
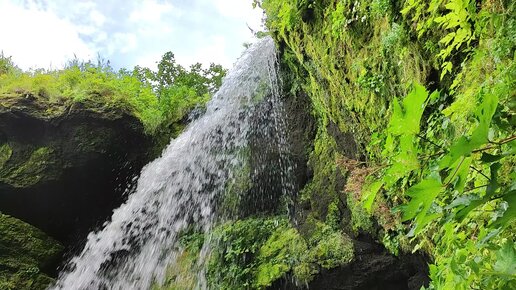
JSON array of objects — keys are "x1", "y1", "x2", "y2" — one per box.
[
  {"x1": 0, "y1": 143, "x2": 12, "y2": 168},
  {"x1": 262, "y1": 0, "x2": 516, "y2": 288},
  {"x1": 0, "y1": 147, "x2": 56, "y2": 188},
  {"x1": 152, "y1": 250, "x2": 199, "y2": 290},
  {"x1": 345, "y1": 192, "x2": 373, "y2": 234},
  {"x1": 255, "y1": 227, "x2": 306, "y2": 287},
  {"x1": 151, "y1": 231, "x2": 205, "y2": 290},
  {"x1": 206, "y1": 216, "x2": 354, "y2": 289},
  {"x1": 0, "y1": 213, "x2": 63, "y2": 290},
  {"x1": 301, "y1": 217, "x2": 354, "y2": 273}
]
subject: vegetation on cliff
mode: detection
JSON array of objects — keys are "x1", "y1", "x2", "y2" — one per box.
[
  {"x1": 155, "y1": 216, "x2": 354, "y2": 290},
  {"x1": 257, "y1": 0, "x2": 515, "y2": 289},
  {"x1": 0, "y1": 52, "x2": 226, "y2": 135}
]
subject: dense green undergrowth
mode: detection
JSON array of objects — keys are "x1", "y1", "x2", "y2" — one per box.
[
  {"x1": 257, "y1": 0, "x2": 515, "y2": 289},
  {"x1": 0, "y1": 52, "x2": 226, "y2": 135},
  {"x1": 155, "y1": 216, "x2": 354, "y2": 290}
]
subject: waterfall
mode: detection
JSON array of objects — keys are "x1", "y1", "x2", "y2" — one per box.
[{"x1": 51, "y1": 37, "x2": 294, "y2": 290}]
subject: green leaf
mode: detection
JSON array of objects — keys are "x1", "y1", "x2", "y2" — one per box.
[
  {"x1": 362, "y1": 180, "x2": 384, "y2": 213},
  {"x1": 384, "y1": 134, "x2": 419, "y2": 186},
  {"x1": 440, "y1": 93, "x2": 498, "y2": 168},
  {"x1": 445, "y1": 194, "x2": 478, "y2": 210},
  {"x1": 493, "y1": 241, "x2": 516, "y2": 277},
  {"x1": 455, "y1": 163, "x2": 502, "y2": 222},
  {"x1": 388, "y1": 84, "x2": 429, "y2": 136},
  {"x1": 444, "y1": 157, "x2": 472, "y2": 192},
  {"x1": 492, "y1": 190, "x2": 516, "y2": 228},
  {"x1": 480, "y1": 153, "x2": 504, "y2": 163},
  {"x1": 401, "y1": 178, "x2": 442, "y2": 229}
]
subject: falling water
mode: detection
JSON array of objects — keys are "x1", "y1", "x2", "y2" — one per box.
[{"x1": 52, "y1": 37, "x2": 294, "y2": 289}]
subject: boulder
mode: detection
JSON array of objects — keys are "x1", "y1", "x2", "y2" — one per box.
[
  {"x1": 0, "y1": 213, "x2": 63, "y2": 290},
  {"x1": 0, "y1": 93, "x2": 153, "y2": 245}
]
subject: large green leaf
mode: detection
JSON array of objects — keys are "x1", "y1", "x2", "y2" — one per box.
[
  {"x1": 401, "y1": 178, "x2": 443, "y2": 230},
  {"x1": 388, "y1": 84, "x2": 429, "y2": 136},
  {"x1": 440, "y1": 93, "x2": 498, "y2": 168},
  {"x1": 443, "y1": 157, "x2": 472, "y2": 192},
  {"x1": 493, "y1": 241, "x2": 516, "y2": 277},
  {"x1": 362, "y1": 180, "x2": 384, "y2": 213},
  {"x1": 384, "y1": 134, "x2": 420, "y2": 186}
]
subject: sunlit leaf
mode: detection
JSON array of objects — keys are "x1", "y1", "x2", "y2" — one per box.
[
  {"x1": 401, "y1": 178, "x2": 442, "y2": 223},
  {"x1": 440, "y1": 93, "x2": 498, "y2": 168},
  {"x1": 493, "y1": 241, "x2": 516, "y2": 277},
  {"x1": 388, "y1": 84, "x2": 429, "y2": 136},
  {"x1": 362, "y1": 180, "x2": 384, "y2": 213},
  {"x1": 444, "y1": 157, "x2": 472, "y2": 192}
]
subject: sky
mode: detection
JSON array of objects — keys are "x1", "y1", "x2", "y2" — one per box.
[{"x1": 0, "y1": 0, "x2": 264, "y2": 71}]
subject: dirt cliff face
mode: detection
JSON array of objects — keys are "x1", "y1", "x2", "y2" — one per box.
[{"x1": 0, "y1": 92, "x2": 153, "y2": 245}]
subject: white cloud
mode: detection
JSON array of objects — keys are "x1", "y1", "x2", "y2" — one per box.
[
  {"x1": 110, "y1": 33, "x2": 138, "y2": 54},
  {"x1": 186, "y1": 35, "x2": 231, "y2": 68},
  {"x1": 0, "y1": 0, "x2": 264, "y2": 71},
  {"x1": 89, "y1": 9, "x2": 106, "y2": 27},
  {"x1": 212, "y1": 0, "x2": 264, "y2": 32},
  {"x1": 0, "y1": 0, "x2": 94, "y2": 70},
  {"x1": 129, "y1": 0, "x2": 180, "y2": 23}
]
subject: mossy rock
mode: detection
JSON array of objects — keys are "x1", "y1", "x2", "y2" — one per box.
[
  {"x1": 204, "y1": 216, "x2": 355, "y2": 289},
  {"x1": 0, "y1": 213, "x2": 63, "y2": 290},
  {"x1": 0, "y1": 91, "x2": 157, "y2": 244},
  {"x1": 0, "y1": 143, "x2": 12, "y2": 168},
  {"x1": 0, "y1": 146, "x2": 57, "y2": 188}
]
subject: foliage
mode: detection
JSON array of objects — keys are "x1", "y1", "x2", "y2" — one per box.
[
  {"x1": 262, "y1": 0, "x2": 515, "y2": 288},
  {"x1": 0, "y1": 53, "x2": 226, "y2": 135},
  {"x1": 359, "y1": 70, "x2": 514, "y2": 287},
  {"x1": 364, "y1": 81, "x2": 514, "y2": 287},
  {"x1": 206, "y1": 216, "x2": 354, "y2": 289},
  {"x1": 401, "y1": 0, "x2": 478, "y2": 78}
]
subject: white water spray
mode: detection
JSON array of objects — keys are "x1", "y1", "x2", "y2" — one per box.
[{"x1": 52, "y1": 37, "x2": 293, "y2": 290}]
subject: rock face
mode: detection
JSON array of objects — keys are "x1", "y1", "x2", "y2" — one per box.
[
  {"x1": 0, "y1": 93, "x2": 153, "y2": 245},
  {"x1": 0, "y1": 213, "x2": 63, "y2": 290},
  {"x1": 268, "y1": 236, "x2": 428, "y2": 290},
  {"x1": 306, "y1": 238, "x2": 429, "y2": 290}
]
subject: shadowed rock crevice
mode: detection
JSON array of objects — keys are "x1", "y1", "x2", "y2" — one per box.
[{"x1": 0, "y1": 94, "x2": 154, "y2": 246}]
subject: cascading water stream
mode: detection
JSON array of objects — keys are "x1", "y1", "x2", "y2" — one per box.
[{"x1": 51, "y1": 37, "x2": 294, "y2": 290}]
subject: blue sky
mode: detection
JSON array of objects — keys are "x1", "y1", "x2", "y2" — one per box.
[{"x1": 0, "y1": 0, "x2": 264, "y2": 70}]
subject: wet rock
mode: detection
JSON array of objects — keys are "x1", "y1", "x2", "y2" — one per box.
[
  {"x1": 0, "y1": 213, "x2": 64, "y2": 290},
  {"x1": 0, "y1": 94, "x2": 153, "y2": 246}
]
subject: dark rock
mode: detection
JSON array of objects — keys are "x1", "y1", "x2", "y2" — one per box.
[
  {"x1": 0, "y1": 213, "x2": 64, "y2": 289},
  {"x1": 306, "y1": 239, "x2": 429, "y2": 290},
  {"x1": 0, "y1": 94, "x2": 154, "y2": 247},
  {"x1": 270, "y1": 236, "x2": 429, "y2": 290},
  {"x1": 236, "y1": 88, "x2": 316, "y2": 218}
]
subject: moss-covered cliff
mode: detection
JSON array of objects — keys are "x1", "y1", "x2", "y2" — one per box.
[
  {"x1": 257, "y1": 0, "x2": 515, "y2": 289},
  {"x1": 0, "y1": 91, "x2": 156, "y2": 246},
  {"x1": 0, "y1": 213, "x2": 63, "y2": 290}
]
